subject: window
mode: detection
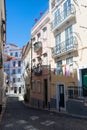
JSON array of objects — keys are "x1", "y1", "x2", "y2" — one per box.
[
  {"x1": 64, "y1": 0, "x2": 71, "y2": 18},
  {"x1": 66, "y1": 56, "x2": 73, "y2": 75},
  {"x1": 68, "y1": 87, "x2": 78, "y2": 99},
  {"x1": 19, "y1": 87, "x2": 21, "y2": 94},
  {"x1": 15, "y1": 52, "x2": 18, "y2": 57},
  {"x1": 43, "y1": 27, "x2": 47, "y2": 40},
  {"x1": 55, "y1": 33, "x2": 61, "y2": 45},
  {"x1": 43, "y1": 53, "x2": 48, "y2": 65},
  {"x1": 65, "y1": 25, "x2": 72, "y2": 39},
  {"x1": 54, "y1": 8, "x2": 60, "y2": 24},
  {"x1": 13, "y1": 78, "x2": 16, "y2": 83},
  {"x1": 13, "y1": 61, "x2": 16, "y2": 67},
  {"x1": 6, "y1": 70, "x2": 10, "y2": 75},
  {"x1": 4, "y1": 63, "x2": 9, "y2": 68},
  {"x1": 43, "y1": 53, "x2": 47, "y2": 57},
  {"x1": 12, "y1": 69, "x2": 16, "y2": 74},
  {"x1": 10, "y1": 52, "x2": 13, "y2": 56},
  {"x1": 18, "y1": 69, "x2": 21, "y2": 74},
  {"x1": 56, "y1": 60, "x2": 63, "y2": 74},
  {"x1": 37, "y1": 56, "x2": 42, "y2": 62},
  {"x1": 14, "y1": 87, "x2": 17, "y2": 93},
  {"x1": 55, "y1": 33, "x2": 61, "y2": 53},
  {"x1": 37, "y1": 33, "x2": 41, "y2": 41},
  {"x1": 18, "y1": 61, "x2": 21, "y2": 67},
  {"x1": 18, "y1": 78, "x2": 21, "y2": 82},
  {"x1": 65, "y1": 25, "x2": 73, "y2": 50},
  {"x1": 37, "y1": 80, "x2": 41, "y2": 93},
  {"x1": 66, "y1": 56, "x2": 73, "y2": 65}
]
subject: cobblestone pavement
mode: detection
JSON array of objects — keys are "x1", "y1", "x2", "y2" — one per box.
[{"x1": 0, "y1": 96, "x2": 87, "y2": 130}]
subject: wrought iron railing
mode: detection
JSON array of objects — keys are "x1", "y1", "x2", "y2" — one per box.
[
  {"x1": 51, "y1": 4, "x2": 75, "y2": 30},
  {"x1": 52, "y1": 36, "x2": 78, "y2": 57}
]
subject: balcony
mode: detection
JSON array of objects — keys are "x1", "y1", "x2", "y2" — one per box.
[
  {"x1": 34, "y1": 41, "x2": 42, "y2": 52},
  {"x1": 52, "y1": 36, "x2": 78, "y2": 58},
  {"x1": 32, "y1": 65, "x2": 42, "y2": 76},
  {"x1": 51, "y1": 4, "x2": 76, "y2": 33}
]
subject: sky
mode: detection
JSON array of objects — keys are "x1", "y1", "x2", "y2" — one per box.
[{"x1": 6, "y1": 0, "x2": 49, "y2": 48}]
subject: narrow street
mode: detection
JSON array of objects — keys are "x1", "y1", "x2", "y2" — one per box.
[
  {"x1": 0, "y1": 96, "x2": 87, "y2": 130},
  {"x1": 0, "y1": 98, "x2": 87, "y2": 130}
]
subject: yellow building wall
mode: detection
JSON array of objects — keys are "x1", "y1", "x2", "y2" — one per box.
[{"x1": 50, "y1": 71, "x2": 78, "y2": 100}]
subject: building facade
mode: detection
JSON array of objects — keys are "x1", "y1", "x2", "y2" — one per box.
[
  {"x1": 4, "y1": 44, "x2": 25, "y2": 95},
  {"x1": 22, "y1": 0, "x2": 87, "y2": 114},
  {"x1": 30, "y1": 10, "x2": 54, "y2": 109},
  {"x1": 22, "y1": 42, "x2": 31, "y2": 102},
  {"x1": 0, "y1": 0, "x2": 6, "y2": 112},
  {"x1": 49, "y1": 0, "x2": 87, "y2": 111}
]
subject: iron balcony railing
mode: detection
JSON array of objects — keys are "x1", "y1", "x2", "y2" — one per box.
[
  {"x1": 34, "y1": 41, "x2": 42, "y2": 52},
  {"x1": 52, "y1": 36, "x2": 78, "y2": 58},
  {"x1": 32, "y1": 64, "x2": 51, "y2": 76},
  {"x1": 32, "y1": 65, "x2": 42, "y2": 76},
  {"x1": 51, "y1": 4, "x2": 75, "y2": 31}
]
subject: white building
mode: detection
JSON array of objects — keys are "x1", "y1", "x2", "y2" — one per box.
[
  {"x1": 4, "y1": 44, "x2": 25, "y2": 95},
  {"x1": 48, "y1": 0, "x2": 87, "y2": 112}
]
